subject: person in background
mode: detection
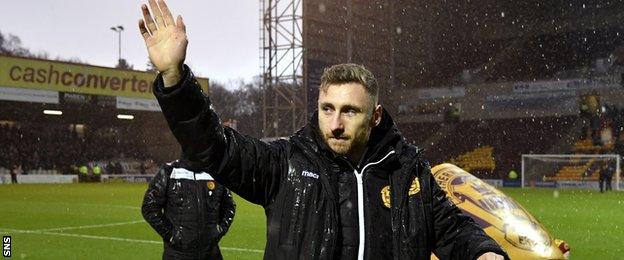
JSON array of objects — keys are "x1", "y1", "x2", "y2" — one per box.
[
  {"x1": 78, "y1": 164, "x2": 89, "y2": 182},
  {"x1": 599, "y1": 163, "x2": 614, "y2": 192},
  {"x1": 92, "y1": 165, "x2": 102, "y2": 182},
  {"x1": 142, "y1": 160, "x2": 236, "y2": 260},
  {"x1": 140, "y1": 161, "x2": 147, "y2": 175},
  {"x1": 508, "y1": 169, "x2": 518, "y2": 180},
  {"x1": 10, "y1": 163, "x2": 19, "y2": 184},
  {"x1": 114, "y1": 161, "x2": 124, "y2": 175},
  {"x1": 106, "y1": 161, "x2": 115, "y2": 175}
]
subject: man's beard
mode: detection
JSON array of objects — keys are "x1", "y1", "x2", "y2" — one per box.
[
  {"x1": 324, "y1": 131, "x2": 368, "y2": 157},
  {"x1": 326, "y1": 136, "x2": 351, "y2": 155}
]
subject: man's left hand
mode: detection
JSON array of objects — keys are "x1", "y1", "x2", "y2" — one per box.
[{"x1": 476, "y1": 252, "x2": 505, "y2": 260}]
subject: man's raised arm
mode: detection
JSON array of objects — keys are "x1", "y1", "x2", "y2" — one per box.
[{"x1": 138, "y1": 0, "x2": 285, "y2": 206}]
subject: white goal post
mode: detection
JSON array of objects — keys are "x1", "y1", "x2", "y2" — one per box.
[{"x1": 521, "y1": 154, "x2": 621, "y2": 191}]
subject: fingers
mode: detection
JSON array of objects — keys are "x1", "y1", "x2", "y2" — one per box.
[
  {"x1": 158, "y1": 0, "x2": 175, "y2": 27},
  {"x1": 138, "y1": 19, "x2": 150, "y2": 40},
  {"x1": 141, "y1": 4, "x2": 157, "y2": 34},
  {"x1": 148, "y1": 0, "x2": 165, "y2": 28},
  {"x1": 176, "y1": 15, "x2": 186, "y2": 33},
  {"x1": 476, "y1": 252, "x2": 504, "y2": 260}
]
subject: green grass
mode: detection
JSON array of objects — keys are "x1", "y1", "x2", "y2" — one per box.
[
  {"x1": 499, "y1": 188, "x2": 624, "y2": 259},
  {"x1": 0, "y1": 184, "x2": 621, "y2": 259},
  {"x1": 0, "y1": 183, "x2": 266, "y2": 259}
]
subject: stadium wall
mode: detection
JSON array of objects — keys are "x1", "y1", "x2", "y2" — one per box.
[
  {"x1": 0, "y1": 174, "x2": 77, "y2": 184},
  {"x1": 390, "y1": 75, "x2": 624, "y2": 123}
]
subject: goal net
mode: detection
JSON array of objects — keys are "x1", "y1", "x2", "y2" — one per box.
[{"x1": 521, "y1": 154, "x2": 621, "y2": 191}]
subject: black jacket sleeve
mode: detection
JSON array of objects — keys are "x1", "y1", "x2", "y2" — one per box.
[
  {"x1": 218, "y1": 187, "x2": 236, "y2": 238},
  {"x1": 141, "y1": 166, "x2": 171, "y2": 240},
  {"x1": 153, "y1": 66, "x2": 285, "y2": 206},
  {"x1": 427, "y1": 164, "x2": 509, "y2": 260}
]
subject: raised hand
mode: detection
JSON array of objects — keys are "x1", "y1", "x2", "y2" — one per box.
[{"x1": 139, "y1": 0, "x2": 188, "y2": 87}]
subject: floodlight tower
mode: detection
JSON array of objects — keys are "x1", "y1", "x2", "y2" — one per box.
[
  {"x1": 110, "y1": 25, "x2": 125, "y2": 63},
  {"x1": 260, "y1": 0, "x2": 305, "y2": 137}
]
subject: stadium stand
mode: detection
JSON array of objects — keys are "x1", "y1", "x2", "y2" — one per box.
[
  {"x1": 0, "y1": 55, "x2": 201, "y2": 177},
  {"x1": 397, "y1": 121, "x2": 443, "y2": 147},
  {"x1": 400, "y1": 116, "x2": 580, "y2": 179},
  {"x1": 543, "y1": 158, "x2": 601, "y2": 181},
  {"x1": 0, "y1": 121, "x2": 152, "y2": 175},
  {"x1": 448, "y1": 146, "x2": 496, "y2": 175},
  {"x1": 542, "y1": 129, "x2": 619, "y2": 181}
]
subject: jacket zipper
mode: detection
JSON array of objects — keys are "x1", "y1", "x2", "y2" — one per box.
[
  {"x1": 194, "y1": 174, "x2": 203, "y2": 258},
  {"x1": 353, "y1": 150, "x2": 396, "y2": 260}
]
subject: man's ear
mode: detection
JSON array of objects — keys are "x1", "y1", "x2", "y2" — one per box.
[{"x1": 370, "y1": 104, "x2": 382, "y2": 127}]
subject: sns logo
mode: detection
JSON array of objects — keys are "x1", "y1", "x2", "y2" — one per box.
[{"x1": 2, "y1": 236, "x2": 10, "y2": 257}]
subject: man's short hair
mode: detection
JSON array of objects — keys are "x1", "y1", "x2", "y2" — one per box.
[{"x1": 320, "y1": 63, "x2": 379, "y2": 104}]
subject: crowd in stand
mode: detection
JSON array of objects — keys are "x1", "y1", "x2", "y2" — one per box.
[{"x1": 0, "y1": 123, "x2": 150, "y2": 175}]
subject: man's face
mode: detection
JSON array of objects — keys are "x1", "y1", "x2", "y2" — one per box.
[{"x1": 318, "y1": 83, "x2": 380, "y2": 159}]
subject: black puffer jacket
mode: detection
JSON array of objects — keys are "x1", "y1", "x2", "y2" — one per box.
[
  {"x1": 153, "y1": 66, "x2": 508, "y2": 259},
  {"x1": 142, "y1": 161, "x2": 236, "y2": 260}
]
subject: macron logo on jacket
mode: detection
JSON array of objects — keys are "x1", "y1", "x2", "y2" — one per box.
[{"x1": 302, "y1": 170, "x2": 319, "y2": 179}]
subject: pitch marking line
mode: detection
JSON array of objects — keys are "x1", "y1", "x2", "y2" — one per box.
[
  {"x1": 38, "y1": 201, "x2": 140, "y2": 210},
  {"x1": 35, "y1": 220, "x2": 145, "y2": 232},
  {"x1": 0, "y1": 227, "x2": 264, "y2": 253}
]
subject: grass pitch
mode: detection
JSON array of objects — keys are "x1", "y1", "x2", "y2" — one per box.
[
  {"x1": 0, "y1": 183, "x2": 621, "y2": 259},
  {"x1": 0, "y1": 183, "x2": 265, "y2": 259}
]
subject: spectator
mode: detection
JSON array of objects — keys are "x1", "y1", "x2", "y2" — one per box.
[
  {"x1": 139, "y1": 161, "x2": 147, "y2": 175},
  {"x1": 114, "y1": 161, "x2": 124, "y2": 175},
  {"x1": 10, "y1": 163, "x2": 19, "y2": 184},
  {"x1": 105, "y1": 161, "x2": 115, "y2": 174}
]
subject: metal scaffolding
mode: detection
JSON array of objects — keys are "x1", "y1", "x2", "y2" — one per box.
[{"x1": 260, "y1": 0, "x2": 305, "y2": 138}]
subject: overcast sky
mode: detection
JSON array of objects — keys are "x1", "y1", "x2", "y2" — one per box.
[{"x1": 0, "y1": 0, "x2": 260, "y2": 87}]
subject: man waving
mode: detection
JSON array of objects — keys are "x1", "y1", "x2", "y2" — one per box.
[{"x1": 138, "y1": 1, "x2": 507, "y2": 259}]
